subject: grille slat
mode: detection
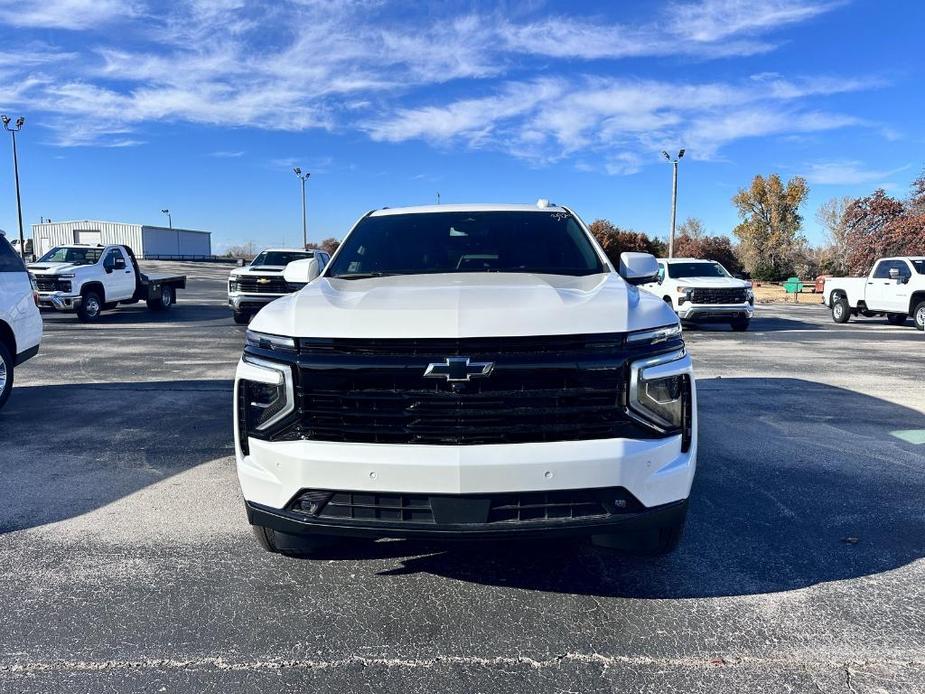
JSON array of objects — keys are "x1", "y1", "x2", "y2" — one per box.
[{"x1": 235, "y1": 275, "x2": 290, "y2": 293}]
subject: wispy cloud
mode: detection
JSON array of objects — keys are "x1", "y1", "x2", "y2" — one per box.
[
  {"x1": 802, "y1": 160, "x2": 911, "y2": 185},
  {"x1": 208, "y1": 150, "x2": 245, "y2": 158},
  {"x1": 0, "y1": 0, "x2": 868, "y2": 169}
]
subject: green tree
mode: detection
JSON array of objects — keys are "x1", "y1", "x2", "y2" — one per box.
[{"x1": 732, "y1": 174, "x2": 809, "y2": 280}]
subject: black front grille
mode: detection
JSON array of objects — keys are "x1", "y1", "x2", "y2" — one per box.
[
  {"x1": 276, "y1": 335, "x2": 666, "y2": 446},
  {"x1": 235, "y1": 275, "x2": 290, "y2": 293},
  {"x1": 35, "y1": 276, "x2": 61, "y2": 292},
  {"x1": 689, "y1": 287, "x2": 747, "y2": 304},
  {"x1": 286, "y1": 487, "x2": 643, "y2": 526}
]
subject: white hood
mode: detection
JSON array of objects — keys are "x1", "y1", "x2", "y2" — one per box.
[
  {"x1": 28, "y1": 262, "x2": 87, "y2": 275},
  {"x1": 249, "y1": 272, "x2": 678, "y2": 338},
  {"x1": 229, "y1": 266, "x2": 286, "y2": 278},
  {"x1": 673, "y1": 276, "x2": 748, "y2": 288}
]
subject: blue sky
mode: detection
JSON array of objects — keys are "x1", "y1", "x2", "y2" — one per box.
[{"x1": 0, "y1": 0, "x2": 922, "y2": 251}]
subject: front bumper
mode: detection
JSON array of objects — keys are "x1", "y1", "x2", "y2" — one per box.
[
  {"x1": 228, "y1": 292, "x2": 285, "y2": 312},
  {"x1": 677, "y1": 302, "x2": 753, "y2": 322},
  {"x1": 247, "y1": 496, "x2": 689, "y2": 540},
  {"x1": 36, "y1": 292, "x2": 82, "y2": 311}
]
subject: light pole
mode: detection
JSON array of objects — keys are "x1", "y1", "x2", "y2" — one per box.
[
  {"x1": 436, "y1": 192, "x2": 440, "y2": 205},
  {"x1": 161, "y1": 208, "x2": 172, "y2": 229},
  {"x1": 662, "y1": 148, "x2": 685, "y2": 258},
  {"x1": 2, "y1": 115, "x2": 26, "y2": 259},
  {"x1": 293, "y1": 168, "x2": 310, "y2": 248}
]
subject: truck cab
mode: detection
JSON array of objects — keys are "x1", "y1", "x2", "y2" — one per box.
[
  {"x1": 824, "y1": 257, "x2": 925, "y2": 329},
  {"x1": 0, "y1": 231, "x2": 42, "y2": 410},
  {"x1": 643, "y1": 258, "x2": 754, "y2": 331},
  {"x1": 29, "y1": 244, "x2": 186, "y2": 322},
  {"x1": 228, "y1": 248, "x2": 330, "y2": 324},
  {"x1": 234, "y1": 203, "x2": 696, "y2": 558}
]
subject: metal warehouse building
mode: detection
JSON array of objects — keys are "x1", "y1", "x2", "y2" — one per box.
[{"x1": 31, "y1": 220, "x2": 212, "y2": 260}]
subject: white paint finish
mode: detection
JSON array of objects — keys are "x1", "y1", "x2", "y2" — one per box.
[
  {"x1": 0, "y1": 269, "x2": 42, "y2": 357},
  {"x1": 237, "y1": 433, "x2": 697, "y2": 510},
  {"x1": 824, "y1": 257, "x2": 925, "y2": 317},
  {"x1": 250, "y1": 272, "x2": 678, "y2": 338}
]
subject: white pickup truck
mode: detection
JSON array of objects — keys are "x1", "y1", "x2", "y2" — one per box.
[
  {"x1": 234, "y1": 202, "x2": 697, "y2": 558},
  {"x1": 29, "y1": 244, "x2": 187, "y2": 322},
  {"x1": 823, "y1": 256, "x2": 925, "y2": 330},
  {"x1": 0, "y1": 230, "x2": 42, "y2": 410},
  {"x1": 228, "y1": 248, "x2": 330, "y2": 324}
]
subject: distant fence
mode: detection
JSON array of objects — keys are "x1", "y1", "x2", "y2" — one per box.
[{"x1": 142, "y1": 254, "x2": 241, "y2": 264}]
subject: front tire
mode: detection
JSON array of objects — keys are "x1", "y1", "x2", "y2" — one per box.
[
  {"x1": 591, "y1": 508, "x2": 687, "y2": 556},
  {"x1": 233, "y1": 310, "x2": 251, "y2": 325},
  {"x1": 0, "y1": 342, "x2": 13, "y2": 411},
  {"x1": 914, "y1": 301, "x2": 925, "y2": 331},
  {"x1": 251, "y1": 525, "x2": 342, "y2": 558},
  {"x1": 831, "y1": 295, "x2": 850, "y2": 324},
  {"x1": 730, "y1": 318, "x2": 750, "y2": 331},
  {"x1": 77, "y1": 289, "x2": 103, "y2": 323}
]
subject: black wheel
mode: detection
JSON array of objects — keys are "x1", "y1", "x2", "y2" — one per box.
[
  {"x1": 591, "y1": 509, "x2": 687, "y2": 556},
  {"x1": 77, "y1": 289, "x2": 103, "y2": 323},
  {"x1": 233, "y1": 310, "x2": 251, "y2": 325},
  {"x1": 0, "y1": 342, "x2": 13, "y2": 411},
  {"x1": 147, "y1": 285, "x2": 174, "y2": 310},
  {"x1": 914, "y1": 301, "x2": 925, "y2": 332},
  {"x1": 251, "y1": 525, "x2": 341, "y2": 558},
  {"x1": 730, "y1": 318, "x2": 750, "y2": 331},
  {"x1": 886, "y1": 313, "x2": 907, "y2": 326},
  {"x1": 831, "y1": 295, "x2": 850, "y2": 324}
]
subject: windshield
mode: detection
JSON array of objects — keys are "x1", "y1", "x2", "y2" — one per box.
[
  {"x1": 38, "y1": 246, "x2": 103, "y2": 265},
  {"x1": 913, "y1": 259, "x2": 925, "y2": 275},
  {"x1": 326, "y1": 211, "x2": 605, "y2": 279},
  {"x1": 667, "y1": 261, "x2": 729, "y2": 279},
  {"x1": 251, "y1": 251, "x2": 312, "y2": 267}
]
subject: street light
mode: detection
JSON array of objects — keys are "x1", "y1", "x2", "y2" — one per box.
[
  {"x1": 293, "y1": 167, "x2": 310, "y2": 248},
  {"x1": 662, "y1": 148, "x2": 685, "y2": 258},
  {"x1": 2, "y1": 115, "x2": 26, "y2": 259},
  {"x1": 161, "y1": 208, "x2": 172, "y2": 229}
]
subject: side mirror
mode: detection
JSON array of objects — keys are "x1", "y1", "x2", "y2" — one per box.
[
  {"x1": 619, "y1": 252, "x2": 659, "y2": 285},
  {"x1": 283, "y1": 257, "x2": 321, "y2": 286},
  {"x1": 888, "y1": 268, "x2": 899, "y2": 280}
]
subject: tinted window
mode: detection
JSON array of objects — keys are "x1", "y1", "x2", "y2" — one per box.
[
  {"x1": 873, "y1": 260, "x2": 911, "y2": 279},
  {"x1": 667, "y1": 262, "x2": 729, "y2": 279},
  {"x1": 0, "y1": 235, "x2": 26, "y2": 272},
  {"x1": 38, "y1": 246, "x2": 103, "y2": 265},
  {"x1": 103, "y1": 248, "x2": 125, "y2": 270},
  {"x1": 326, "y1": 211, "x2": 605, "y2": 278},
  {"x1": 251, "y1": 251, "x2": 312, "y2": 266},
  {"x1": 912, "y1": 260, "x2": 925, "y2": 275}
]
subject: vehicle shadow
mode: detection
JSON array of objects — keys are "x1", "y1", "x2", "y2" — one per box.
[
  {"x1": 685, "y1": 315, "x2": 818, "y2": 332},
  {"x1": 40, "y1": 302, "x2": 232, "y2": 324},
  {"x1": 0, "y1": 380, "x2": 233, "y2": 534},
  {"x1": 324, "y1": 377, "x2": 925, "y2": 598}
]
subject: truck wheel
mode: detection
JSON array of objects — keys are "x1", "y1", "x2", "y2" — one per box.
[
  {"x1": 591, "y1": 510, "x2": 687, "y2": 556},
  {"x1": 914, "y1": 301, "x2": 925, "y2": 331},
  {"x1": 233, "y1": 310, "x2": 251, "y2": 325},
  {"x1": 77, "y1": 290, "x2": 103, "y2": 323},
  {"x1": 251, "y1": 525, "x2": 341, "y2": 558},
  {"x1": 730, "y1": 318, "x2": 750, "y2": 332},
  {"x1": 0, "y1": 342, "x2": 13, "y2": 411},
  {"x1": 886, "y1": 313, "x2": 907, "y2": 326},
  {"x1": 147, "y1": 285, "x2": 174, "y2": 311},
  {"x1": 831, "y1": 295, "x2": 850, "y2": 324}
]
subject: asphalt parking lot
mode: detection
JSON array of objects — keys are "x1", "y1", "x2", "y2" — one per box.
[{"x1": 1, "y1": 262, "x2": 923, "y2": 693}]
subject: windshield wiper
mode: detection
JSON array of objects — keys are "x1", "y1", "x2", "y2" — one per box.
[{"x1": 329, "y1": 272, "x2": 397, "y2": 280}]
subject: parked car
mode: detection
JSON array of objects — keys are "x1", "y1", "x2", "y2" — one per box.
[
  {"x1": 29, "y1": 244, "x2": 187, "y2": 322},
  {"x1": 227, "y1": 248, "x2": 330, "y2": 324},
  {"x1": 234, "y1": 202, "x2": 696, "y2": 558},
  {"x1": 824, "y1": 257, "x2": 925, "y2": 330},
  {"x1": 0, "y1": 231, "x2": 42, "y2": 411},
  {"x1": 643, "y1": 258, "x2": 754, "y2": 331}
]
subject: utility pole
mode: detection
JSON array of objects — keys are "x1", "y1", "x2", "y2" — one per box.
[
  {"x1": 2, "y1": 115, "x2": 26, "y2": 259},
  {"x1": 662, "y1": 149, "x2": 685, "y2": 258},
  {"x1": 293, "y1": 168, "x2": 310, "y2": 248},
  {"x1": 162, "y1": 209, "x2": 178, "y2": 257},
  {"x1": 436, "y1": 192, "x2": 440, "y2": 205}
]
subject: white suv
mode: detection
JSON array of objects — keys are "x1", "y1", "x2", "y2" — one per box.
[
  {"x1": 644, "y1": 258, "x2": 754, "y2": 331},
  {"x1": 0, "y1": 231, "x2": 42, "y2": 410},
  {"x1": 234, "y1": 203, "x2": 697, "y2": 558}
]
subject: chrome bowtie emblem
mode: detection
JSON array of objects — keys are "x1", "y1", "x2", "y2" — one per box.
[
  {"x1": 423, "y1": 356, "x2": 494, "y2": 382},
  {"x1": 256, "y1": 277, "x2": 271, "y2": 284}
]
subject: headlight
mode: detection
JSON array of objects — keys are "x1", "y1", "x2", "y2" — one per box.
[
  {"x1": 236, "y1": 355, "x2": 295, "y2": 454},
  {"x1": 245, "y1": 329, "x2": 296, "y2": 353},
  {"x1": 626, "y1": 323, "x2": 681, "y2": 345},
  {"x1": 58, "y1": 280, "x2": 72, "y2": 292},
  {"x1": 676, "y1": 287, "x2": 693, "y2": 305},
  {"x1": 229, "y1": 278, "x2": 239, "y2": 291},
  {"x1": 628, "y1": 349, "x2": 693, "y2": 451}
]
